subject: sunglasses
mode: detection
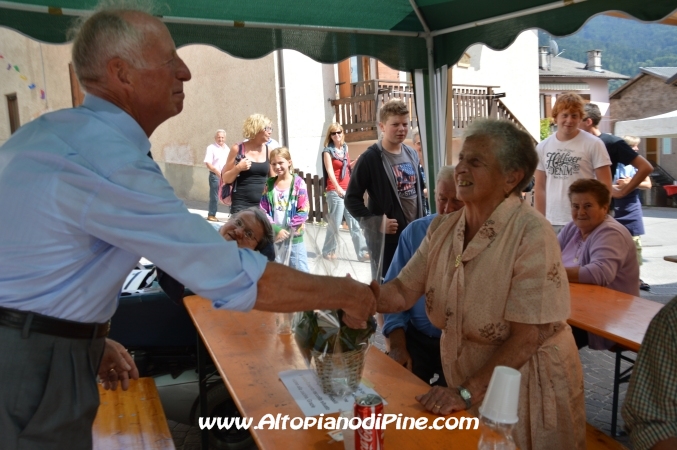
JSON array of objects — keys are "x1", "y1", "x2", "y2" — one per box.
[{"x1": 330, "y1": 131, "x2": 343, "y2": 136}]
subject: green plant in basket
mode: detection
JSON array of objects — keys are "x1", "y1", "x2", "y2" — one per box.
[{"x1": 294, "y1": 310, "x2": 376, "y2": 361}]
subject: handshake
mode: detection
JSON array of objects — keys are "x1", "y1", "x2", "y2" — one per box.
[{"x1": 340, "y1": 279, "x2": 380, "y2": 329}]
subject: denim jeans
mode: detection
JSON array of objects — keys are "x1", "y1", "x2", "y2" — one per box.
[
  {"x1": 208, "y1": 172, "x2": 219, "y2": 216},
  {"x1": 322, "y1": 190, "x2": 368, "y2": 259},
  {"x1": 289, "y1": 241, "x2": 309, "y2": 273}
]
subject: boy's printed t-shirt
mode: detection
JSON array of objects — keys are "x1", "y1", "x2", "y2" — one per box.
[
  {"x1": 382, "y1": 148, "x2": 419, "y2": 224},
  {"x1": 536, "y1": 131, "x2": 611, "y2": 225}
]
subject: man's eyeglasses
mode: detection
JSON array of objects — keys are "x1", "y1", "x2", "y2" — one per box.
[
  {"x1": 231, "y1": 218, "x2": 259, "y2": 244},
  {"x1": 264, "y1": 126, "x2": 273, "y2": 132},
  {"x1": 414, "y1": 141, "x2": 421, "y2": 146},
  {"x1": 330, "y1": 131, "x2": 342, "y2": 136}
]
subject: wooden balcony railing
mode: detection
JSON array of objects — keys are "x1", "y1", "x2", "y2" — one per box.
[
  {"x1": 331, "y1": 80, "x2": 418, "y2": 143},
  {"x1": 332, "y1": 81, "x2": 534, "y2": 144},
  {"x1": 452, "y1": 84, "x2": 535, "y2": 143}
]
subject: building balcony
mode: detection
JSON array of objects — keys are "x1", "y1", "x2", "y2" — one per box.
[{"x1": 331, "y1": 81, "x2": 533, "y2": 143}]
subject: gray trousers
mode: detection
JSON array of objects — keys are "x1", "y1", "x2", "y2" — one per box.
[{"x1": 0, "y1": 325, "x2": 106, "y2": 450}]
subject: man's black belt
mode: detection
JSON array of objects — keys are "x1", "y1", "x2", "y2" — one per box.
[{"x1": 0, "y1": 306, "x2": 110, "y2": 339}]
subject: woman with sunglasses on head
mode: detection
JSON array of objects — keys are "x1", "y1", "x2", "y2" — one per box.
[
  {"x1": 222, "y1": 114, "x2": 275, "y2": 214},
  {"x1": 320, "y1": 123, "x2": 369, "y2": 262}
]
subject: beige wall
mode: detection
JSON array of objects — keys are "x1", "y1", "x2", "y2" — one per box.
[
  {"x1": 610, "y1": 75, "x2": 677, "y2": 122},
  {"x1": 450, "y1": 30, "x2": 540, "y2": 143},
  {"x1": 281, "y1": 50, "x2": 337, "y2": 177},
  {"x1": 444, "y1": 29, "x2": 539, "y2": 165},
  {"x1": 150, "y1": 45, "x2": 279, "y2": 202},
  {"x1": 0, "y1": 28, "x2": 72, "y2": 145}
]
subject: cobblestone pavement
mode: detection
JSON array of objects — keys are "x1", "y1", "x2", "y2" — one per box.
[
  {"x1": 168, "y1": 420, "x2": 204, "y2": 450},
  {"x1": 169, "y1": 204, "x2": 677, "y2": 449}
]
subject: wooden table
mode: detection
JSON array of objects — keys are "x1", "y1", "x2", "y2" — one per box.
[
  {"x1": 184, "y1": 295, "x2": 481, "y2": 450},
  {"x1": 93, "y1": 377, "x2": 174, "y2": 450},
  {"x1": 568, "y1": 283, "x2": 663, "y2": 436},
  {"x1": 664, "y1": 255, "x2": 677, "y2": 263},
  {"x1": 569, "y1": 283, "x2": 663, "y2": 352}
]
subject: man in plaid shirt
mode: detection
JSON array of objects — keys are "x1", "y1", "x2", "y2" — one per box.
[{"x1": 622, "y1": 296, "x2": 677, "y2": 449}]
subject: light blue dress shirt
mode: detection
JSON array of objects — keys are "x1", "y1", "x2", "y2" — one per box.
[
  {"x1": 0, "y1": 95, "x2": 267, "y2": 323},
  {"x1": 382, "y1": 214, "x2": 441, "y2": 338}
]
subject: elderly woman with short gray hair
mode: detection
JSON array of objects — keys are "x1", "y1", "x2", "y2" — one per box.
[{"x1": 376, "y1": 119, "x2": 585, "y2": 449}]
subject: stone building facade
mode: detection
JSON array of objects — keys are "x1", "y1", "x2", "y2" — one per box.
[
  {"x1": 610, "y1": 68, "x2": 677, "y2": 178},
  {"x1": 610, "y1": 69, "x2": 677, "y2": 121}
]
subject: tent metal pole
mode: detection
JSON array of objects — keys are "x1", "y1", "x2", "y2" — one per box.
[
  {"x1": 409, "y1": 0, "x2": 440, "y2": 179},
  {"x1": 426, "y1": 35, "x2": 440, "y2": 178},
  {"x1": 430, "y1": 0, "x2": 588, "y2": 37}
]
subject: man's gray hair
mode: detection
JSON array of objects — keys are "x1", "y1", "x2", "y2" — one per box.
[
  {"x1": 436, "y1": 165, "x2": 455, "y2": 185},
  {"x1": 68, "y1": 0, "x2": 157, "y2": 88},
  {"x1": 463, "y1": 119, "x2": 537, "y2": 194},
  {"x1": 215, "y1": 129, "x2": 227, "y2": 136},
  {"x1": 584, "y1": 103, "x2": 602, "y2": 127},
  {"x1": 412, "y1": 126, "x2": 420, "y2": 140}
]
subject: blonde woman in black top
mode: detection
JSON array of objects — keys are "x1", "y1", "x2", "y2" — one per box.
[{"x1": 222, "y1": 114, "x2": 275, "y2": 213}]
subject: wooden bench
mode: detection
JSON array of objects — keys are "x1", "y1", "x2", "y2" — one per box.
[
  {"x1": 586, "y1": 423, "x2": 628, "y2": 449},
  {"x1": 93, "y1": 377, "x2": 175, "y2": 450}
]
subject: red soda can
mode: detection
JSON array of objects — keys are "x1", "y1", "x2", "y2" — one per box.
[{"x1": 354, "y1": 394, "x2": 384, "y2": 450}]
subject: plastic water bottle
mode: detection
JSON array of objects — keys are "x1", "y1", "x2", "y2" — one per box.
[
  {"x1": 477, "y1": 416, "x2": 516, "y2": 450},
  {"x1": 477, "y1": 366, "x2": 521, "y2": 450}
]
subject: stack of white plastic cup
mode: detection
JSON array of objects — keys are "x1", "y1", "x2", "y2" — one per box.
[{"x1": 478, "y1": 366, "x2": 521, "y2": 424}]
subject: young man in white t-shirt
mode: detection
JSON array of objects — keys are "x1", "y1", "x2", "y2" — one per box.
[{"x1": 534, "y1": 93, "x2": 612, "y2": 233}]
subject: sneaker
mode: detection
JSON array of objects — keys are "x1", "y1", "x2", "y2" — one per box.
[
  {"x1": 639, "y1": 279, "x2": 650, "y2": 291},
  {"x1": 207, "y1": 216, "x2": 219, "y2": 222},
  {"x1": 323, "y1": 253, "x2": 337, "y2": 260}
]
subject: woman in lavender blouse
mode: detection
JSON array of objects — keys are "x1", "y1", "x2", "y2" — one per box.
[{"x1": 558, "y1": 178, "x2": 640, "y2": 350}]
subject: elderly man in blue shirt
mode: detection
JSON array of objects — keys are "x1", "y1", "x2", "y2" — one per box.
[
  {"x1": 0, "y1": 5, "x2": 375, "y2": 449},
  {"x1": 382, "y1": 166, "x2": 462, "y2": 386}
]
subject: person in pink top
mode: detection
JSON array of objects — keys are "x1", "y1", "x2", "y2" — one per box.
[{"x1": 320, "y1": 123, "x2": 369, "y2": 261}]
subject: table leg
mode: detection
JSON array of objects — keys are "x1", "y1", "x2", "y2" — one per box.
[
  {"x1": 610, "y1": 349, "x2": 636, "y2": 437},
  {"x1": 198, "y1": 332, "x2": 209, "y2": 450},
  {"x1": 611, "y1": 348, "x2": 622, "y2": 437}
]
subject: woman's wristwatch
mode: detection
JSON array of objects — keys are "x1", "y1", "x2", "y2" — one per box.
[{"x1": 456, "y1": 386, "x2": 472, "y2": 409}]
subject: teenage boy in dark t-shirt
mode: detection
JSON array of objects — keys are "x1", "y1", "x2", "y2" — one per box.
[
  {"x1": 345, "y1": 98, "x2": 425, "y2": 281},
  {"x1": 579, "y1": 103, "x2": 653, "y2": 200}
]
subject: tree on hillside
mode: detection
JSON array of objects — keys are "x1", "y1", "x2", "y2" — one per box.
[{"x1": 538, "y1": 16, "x2": 677, "y2": 92}]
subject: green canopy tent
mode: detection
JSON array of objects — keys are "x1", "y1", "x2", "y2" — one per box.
[{"x1": 2, "y1": 0, "x2": 677, "y2": 194}]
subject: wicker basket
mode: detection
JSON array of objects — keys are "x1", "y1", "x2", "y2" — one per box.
[{"x1": 310, "y1": 346, "x2": 368, "y2": 395}]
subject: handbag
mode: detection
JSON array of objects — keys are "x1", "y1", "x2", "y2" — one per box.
[{"x1": 219, "y1": 143, "x2": 245, "y2": 205}]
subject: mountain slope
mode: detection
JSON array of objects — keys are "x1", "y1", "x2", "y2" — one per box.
[{"x1": 538, "y1": 15, "x2": 677, "y2": 91}]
